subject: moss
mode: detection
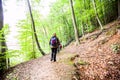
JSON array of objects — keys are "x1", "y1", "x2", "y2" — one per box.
[
  {"x1": 77, "y1": 60, "x2": 89, "y2": 65},
  {"x1": 98, "y1": 38, "x2": 109, "y2": 45},
  {"x1": 58, "y1": 53, "x2": 76, "y2": 65},
  {"x1": 6, "y1": 72, "x2": 18, "y2": 80},
  {"x1": 80, "y1": 37, "x2": 87, "y2": 42},
  {"x1": 59, "y1": 58, "x2": 74, "y2": 65},
  {"x1": 111, "y1": 43, "x2": 120, "y2": 54},
  {"x1": 90, "y1": 35, "x2": 98, "y2": 40},
  {"x1": 106, "y1": 28, "x2": 117, "y2": 36},
  {"x1": 117, "y1": 25, "x2": 120, "y2": 29}
]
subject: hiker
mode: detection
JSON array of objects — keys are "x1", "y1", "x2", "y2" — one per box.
[{"x1": 49, "y1": 33, "x2": 60, "y2": 62}]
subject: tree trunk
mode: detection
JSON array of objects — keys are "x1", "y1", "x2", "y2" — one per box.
[
  {"x1": 118, "y1": 0, "x2": 120, "y2": 18},
  {"x1": 92, "y1": 0, "x2": 103, "y2": 30},
  {"x1": 42, "y1": 26, "x2": 47, "y2": 47},
  {"x1": 42, "y1": 25, "x2": 48, "y2": 39},
  {"x1": 83, "y1": 0, "x2": 86, "y2": 9},
  {"x1": 0, "y1": 0, "x2": 9, "y2": 72},
  {"x1": 31, "y1": 25, "x2": 36, "y2": 58},
  {"x1": 27, "y1": 0, "x2": 45, "y2": 56},
  {"x1": 0, "y1": 0, "x2": 3, "y2": 30},
  {"x1": 102, "y1": 0, "x2": 106, "y2": 24},
  {"x1": 81, "y1": 22, "x2": 85, "y2": 37},
  {"x1": 69, "y1": 0, "x2": 80, "y2": 45},
  {"x1": 62, "y1": 15, "x2": 71, "y2": 40}
]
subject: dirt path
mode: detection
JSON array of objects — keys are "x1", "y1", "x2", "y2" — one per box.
[{"x1": 2, "y1": 52, "x2": 75, "y2": 80}]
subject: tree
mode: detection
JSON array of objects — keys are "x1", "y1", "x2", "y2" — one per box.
[
  {"x1": 27, "y1": 0, "x2": 45, "y2": 56},
  {"x1": 0, "y1": 0, "x2": 3, "y2": 30},
  {"x1": 118, "y1": 0, "x2": 120, "y2": 18},
  {"x1": 69, "y1": 0, "x2": 80, "y2": 45},
  {"x1": 0, "y1": 0, "x2": 9, "y2": 72},
  {"x1": 92, "y1": 0, "x2": 103, "y2": 30}
]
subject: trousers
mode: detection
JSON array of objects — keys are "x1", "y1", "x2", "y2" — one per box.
[{"x1": 51, "y1": 48, "x2": 57, "y2": 61}]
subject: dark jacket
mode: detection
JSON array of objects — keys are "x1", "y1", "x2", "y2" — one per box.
[{"x1": 49, "y1": 36, "x2": 60, "y2": 48}]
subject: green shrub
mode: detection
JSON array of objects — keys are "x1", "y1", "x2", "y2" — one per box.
[
  {"x1": 85, "y1": 26, "x2": 96, "y2": 33},
  {"x1": 111, "y1": 43, "x2": 120, "y2": 54}
]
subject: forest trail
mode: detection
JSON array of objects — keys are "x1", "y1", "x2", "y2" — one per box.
[
  {"x1": 1, "y1": 52, "x2": 75, "y2": 80},
  {"x1": 1, "y1": 20, "x2": 120, "y2": 80}
]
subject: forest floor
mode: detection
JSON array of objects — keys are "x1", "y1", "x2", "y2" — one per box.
[{"x1": 1, "y1": 20, "x2": 120, "y2": 80}]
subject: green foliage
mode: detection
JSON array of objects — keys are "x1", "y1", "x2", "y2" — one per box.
[
  {"x1": 2, "y1": 24, "x2": 10, "y2": 35},
  {"x1": 0, "y1": 27, "x2": 8, "y2": 71},
  {"x1": 6, "y1": 50, "x2": 24, "y2": 66},
  {"x1": 111, "y1": 43, "x2": 120, "y2": 54},
  {"x1": 6, "y1": 72, "x2": 18, "y2": 80},
  {"x1": 85, "y1": 25, "x2": 96, "y2": 33},
  {"x1": 17, "y1": 18, "x2": 38, "y2": 60}
]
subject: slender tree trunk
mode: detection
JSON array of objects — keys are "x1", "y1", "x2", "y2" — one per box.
[
  {"x1": 42, "y1": 25, "x2": 48, "y2": 39},
  {"x1": 0, "y1": 0, "x2": 9, "y2": 72},
  {"x1": 83, "y1": 0, "x2": 86, "y2": 9},
  {"x1": 42, "y1": 26, "x2": 47, "y2": 47},
  {"x1": 88, "y1": 0, "x2": 91, "y2": 9},
  {"x1": 118, "y1": 0, "x2": 120, "y2": 18},
  {"x1": 92, "y1": 0, "x2": 103, "y2": 30},
  {"x1": 69, "y1": 0, "x2": 80, "y2": 45},
  {"x1": 0, "y1": 1, "x2": 3, "y2": 30},
  {"x1": 62, "y1": 15, "x2": 71, "y2": 40},
  {"x1": 31, "y1": 25, "x2": 36, "y2": 58},
  {"x1": 102, "y1": 0, "x2": 106, "y2": 24},
  {"x1": 27, "y1": 0, "x2": 45, "y2": 56},
  {"x1": 81, "y1": 22, "x2": 84, "y2": 37}
]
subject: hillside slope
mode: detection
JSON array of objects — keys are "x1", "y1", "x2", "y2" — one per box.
[
  {"x1": 1, "y1": 20, "x2": 120, "y2": 80},
  {"x1": 64, "y1": 20, "x2": 120, "y2": 80}
]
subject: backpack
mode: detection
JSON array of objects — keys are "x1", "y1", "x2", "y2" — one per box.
[{"x1": 51, "y1": 37, "x2": 57, "y2": 46}]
